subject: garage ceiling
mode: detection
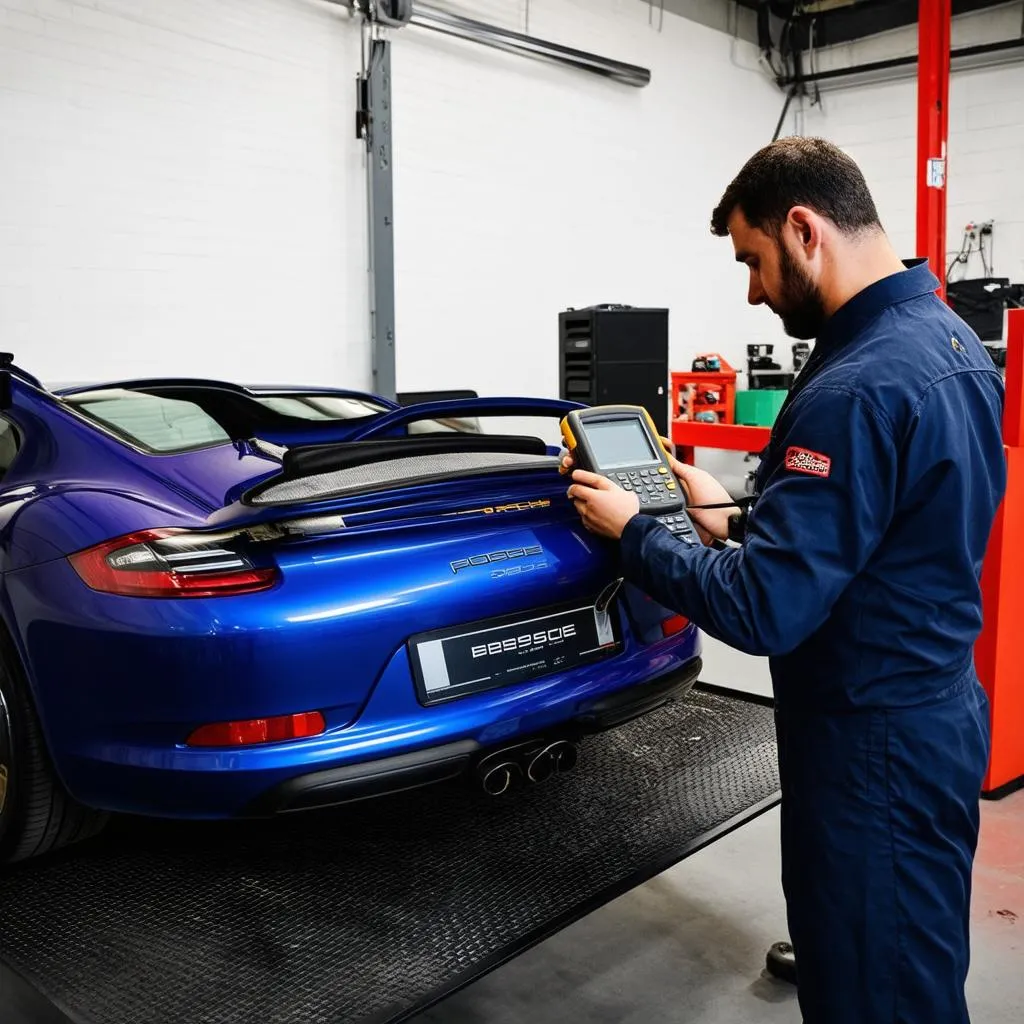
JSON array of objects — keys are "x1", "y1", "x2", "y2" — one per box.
[
  {"x1": 649, "y1": 1, "x2": 1024, "y2": 96},
  {"x1": 732, "y1": 0, "x2": 1017, "y2": 48},
  {"x1": 649, "y1": 0, "x2": 1019, "y2": 55}
]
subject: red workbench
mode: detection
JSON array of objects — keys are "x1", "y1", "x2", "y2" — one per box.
[{"x1": 670, "y1": 420, "x2": 771, "y2": 465}]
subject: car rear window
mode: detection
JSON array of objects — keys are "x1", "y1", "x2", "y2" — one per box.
[
  {"x1": 254, "y1": 395, "x2": 388, "y2": 420},
  {"x1": 65, "y1": 390, "x2": 232, "y2": 453},
  {"x1": 255, "y1": 395, "x2": 479, "y2": 433}
]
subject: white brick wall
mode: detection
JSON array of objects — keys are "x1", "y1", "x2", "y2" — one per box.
[
  {"x1": 788, "y1": 2, "x2": 1024, "y2": 306},
  {"x1": 0, "y1": 0, "x2": 369, "y2": 387},
  {"x1": 0, "y1": 0, "x2": 785, "y2": 393},
  {"x1": 391, "y1": 0, "x2": 789, "y2": 400},
  {"x1": 4, "y1": 0, "x2": 1018, "y2": 397}
]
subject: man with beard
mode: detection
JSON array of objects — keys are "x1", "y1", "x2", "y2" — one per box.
[{"x1": 563, "y1": 137, "x2": 1006, "y2": 1023}]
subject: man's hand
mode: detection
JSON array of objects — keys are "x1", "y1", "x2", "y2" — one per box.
[
  {"x1": 561, "y1": 438, "x2": 739, "y2": 544},
  {"x1": 668, "y1": 458, "x2": 740, "y2": 543},
  {"x1": 566, "y1": 469, "x2": 640, "y2": 540}
]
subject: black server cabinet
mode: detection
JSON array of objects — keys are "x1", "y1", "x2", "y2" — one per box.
[{"x1": 558, "y1": 305, "x2": 670, "y2": 436}]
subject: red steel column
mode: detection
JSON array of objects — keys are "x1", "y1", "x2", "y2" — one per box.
[
  {"x1": 977, "y1": 309, "x2": 1024, "y2": 796},
  {"x1": 916, "y1": 0, "x2": 951, "y2": 302}
]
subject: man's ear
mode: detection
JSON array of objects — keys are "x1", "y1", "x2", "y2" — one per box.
[{"x1": 786, "y1": 206, "x2": 822, "y2": 255}]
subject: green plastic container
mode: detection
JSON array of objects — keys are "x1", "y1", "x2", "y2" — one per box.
[{"x1": 735, "y1": 389, "x2": 787, "y2": 426}]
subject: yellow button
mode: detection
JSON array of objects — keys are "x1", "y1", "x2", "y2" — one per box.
[
  {"x1": 666, "y1": 481, "x2": 676, "y2": 489},
  {"x1": 658, "y1": 467, "x2": 669, "y2": 475}
]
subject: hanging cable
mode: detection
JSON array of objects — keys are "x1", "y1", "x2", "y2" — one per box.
[
  {"x1": 808, "y1": 16, "x2": 822, "y2": 108},
  {"x1": 772, "y1": 85, "x2": 798, "y2": 141},
  {"x1": 947, "y1": 230, "x2": 971, "y2": 282},
  {"x1": 980, "y1": 221, "x2": 994, "y2": 277}
]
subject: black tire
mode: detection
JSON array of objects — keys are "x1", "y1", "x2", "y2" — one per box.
[
  {"x1": 0, "y1": 637, "x2": 108, "y2": 865},
  {"x1": 765, "y1": 940, "x2": 798, "y2": 985}
]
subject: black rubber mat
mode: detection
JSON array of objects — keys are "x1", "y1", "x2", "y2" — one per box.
[{"x1": 0, "y1": 685, "x2": 779, "y2": 1024}]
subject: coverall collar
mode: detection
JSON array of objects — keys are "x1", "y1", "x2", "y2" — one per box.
[
  {"x1": 815, "y1": 257, "x2": 941, "y2": 353},
  {"x1": 770, "y1": 259, "x2": 941, "y2": 433}
]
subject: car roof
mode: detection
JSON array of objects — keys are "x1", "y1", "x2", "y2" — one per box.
[{"x1": 49, "y1": 377, "x2": 395, "y2": 404}]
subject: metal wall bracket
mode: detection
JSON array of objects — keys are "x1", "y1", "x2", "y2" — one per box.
[{"x1": 356, "y1": 13, "x2": 401, "y2": 400}]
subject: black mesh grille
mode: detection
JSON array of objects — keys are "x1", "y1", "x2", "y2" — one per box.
[{"x1": 0, "y1": 687, "x2": 779, "y2": 1024}]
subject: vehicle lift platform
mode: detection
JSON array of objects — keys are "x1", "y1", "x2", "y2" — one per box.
[{"x1": 0, "y1": 684, "x2": 780, "y2": 1024}]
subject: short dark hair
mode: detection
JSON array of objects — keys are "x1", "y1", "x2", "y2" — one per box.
[{"x1": 710, "y1": 136, "x2": 883, "y2": 239}]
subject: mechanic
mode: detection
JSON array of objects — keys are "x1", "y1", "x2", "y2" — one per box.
[{"x1": 563, "y1": 137, "x2": 1006, "y2": 1024}]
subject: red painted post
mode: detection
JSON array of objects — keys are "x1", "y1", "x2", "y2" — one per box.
[
  {"x1": 1003, "y1": 308, "x2": 1024, "y2": 448},
  {"x1": 977, "y1": 309, "x2": 1024, "y2": 796},
  {"x1": 916, "y1": 0, "x2": 951, "y2": 302}
]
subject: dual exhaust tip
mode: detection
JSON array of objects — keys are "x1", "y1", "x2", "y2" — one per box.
[{"x1": 475, "y1": 739, "x2": 579, "y2": 796}]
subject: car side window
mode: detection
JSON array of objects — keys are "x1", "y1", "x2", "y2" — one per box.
[{"x1": 0, "y1": 417, "x2": 20, "y2": 481}]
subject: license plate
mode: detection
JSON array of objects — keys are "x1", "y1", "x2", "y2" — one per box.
[{"x1": 409, "y1": 598, "x2": 622, "y2": 705}]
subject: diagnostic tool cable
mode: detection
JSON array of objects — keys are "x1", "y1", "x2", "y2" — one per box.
[{"x1": 679, "y1": 495, "x2": 758, "y2": 544}]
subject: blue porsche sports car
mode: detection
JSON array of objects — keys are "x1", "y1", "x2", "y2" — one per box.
[{"x1": 0, "y1": 357, "x2": 702, "y2": 863}]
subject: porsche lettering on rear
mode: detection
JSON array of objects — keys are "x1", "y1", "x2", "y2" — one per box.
[{"x1": 450, "y1": 544, "x2": 544, "y2": 574}]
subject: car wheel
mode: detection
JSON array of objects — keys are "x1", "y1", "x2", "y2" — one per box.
[{"x1": 0, "y1": 642, "x2": 108, "y2": 865}]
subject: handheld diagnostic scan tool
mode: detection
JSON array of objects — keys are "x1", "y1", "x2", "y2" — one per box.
[{"x1": 560, "y1": 405, "x2": 698, "y2": 544}]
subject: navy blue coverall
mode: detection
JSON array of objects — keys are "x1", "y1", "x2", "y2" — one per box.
[{"x1": 619, "y1": 260, "x2": 1006, "y2": 1023}]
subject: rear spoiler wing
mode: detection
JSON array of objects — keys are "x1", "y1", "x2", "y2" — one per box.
[
  {"x1": 344, "y1": 396, "x2": 585, "y2": 441},
  {"x1": 239, "y1": 396, "x2": 586, "y2": 507},
  {"x1": 236, "y1": 394, "x2": 585, "y2": 453}
]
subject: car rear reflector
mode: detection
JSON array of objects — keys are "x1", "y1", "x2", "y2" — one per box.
[
  {"x1": 661, "y1": 614, "x2": 690, "y2": 637},
  {"x1": 187, "y1": 711, "x2": 327, "y2": 747},
  {"x1": 68, "y1": 528, "x2": 278, "y2": 598}
]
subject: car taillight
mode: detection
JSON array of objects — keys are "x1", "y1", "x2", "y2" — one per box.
[
  {"x1": 187, "y1": 712, "x2": 326, "y2": 747},
  {"x1": 661, "y1": 614, "x2": 690, "y2": 637},
  {"x1": 68, "y1": 528, "x2": 278, "y2": 598}
]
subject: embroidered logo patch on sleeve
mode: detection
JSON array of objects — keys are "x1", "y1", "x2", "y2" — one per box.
[{"x1": 785, "y1": 446, "x2": 832, "y2": 478}]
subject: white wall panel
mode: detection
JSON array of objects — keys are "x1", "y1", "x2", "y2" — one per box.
[{"x1": 0, "y1": 0, "x2": 785, "y2": 392}]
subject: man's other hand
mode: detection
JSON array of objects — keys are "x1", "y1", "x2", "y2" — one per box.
[
  {"x1": 566, "y1": 470, "x2": 640, "y2": 540},
  {"x1": 668, "y1": 458, "x2": 740, "y2": 543},
  {"x1": 560, "y1": 446, "x2": 740, "y2": 544}
]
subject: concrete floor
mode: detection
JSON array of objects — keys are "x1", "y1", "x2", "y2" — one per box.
[{"x1": 415, "y1": 639, "x2": 1024, "y2": 1022}]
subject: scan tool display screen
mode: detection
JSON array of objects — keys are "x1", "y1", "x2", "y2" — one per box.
[{"x1": 584, "y1": 418, "x2": 660, "y2": 470}]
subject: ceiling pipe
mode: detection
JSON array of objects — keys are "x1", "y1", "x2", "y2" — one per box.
[
  {"x1": 323, "y1": 0, "x2": 651, "y2": 87},
  {"x1": 778, "y1": 36, "x2": 1024, "y2": 89}
]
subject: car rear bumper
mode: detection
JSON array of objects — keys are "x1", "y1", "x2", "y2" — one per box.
[
  {"x1": 46, "y1": 645, "x2": 701, "y2": 819},
  {"x1": 8, "y1": 556, "x2": 702, "y2": 819},
  {"x1": 249, "y1": 657, "x2": 702, "y2": 814}
]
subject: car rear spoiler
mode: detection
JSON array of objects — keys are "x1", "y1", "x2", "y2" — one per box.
[
  {"x1": 239, "y1": 396, "x2": 585, "y2": 507},
  {"x1": 344, "y1": 396, "x2": 584, "y2": 441},
  {"x1": 279, "y1": 433, "x2": 549, "y2": 481}
]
